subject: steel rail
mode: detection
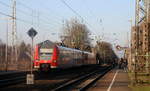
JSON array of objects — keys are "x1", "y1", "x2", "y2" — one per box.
[
  {"x1": 0, "y1": 76, "x2": 26, "y2": 87},
  {"x1": 79, "y1": 67, "x2": 112, "y2": 91},
  {"x1": 52, "y1": 66, "x2": 112, "y2": 91},
  {"x1": 0, "y1": 71, "x2": 37, "y2": 88}
]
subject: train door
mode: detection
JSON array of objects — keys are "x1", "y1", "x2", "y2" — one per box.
[{"x1": 96, "y1": 53, "x2": 101, "y2": 65}]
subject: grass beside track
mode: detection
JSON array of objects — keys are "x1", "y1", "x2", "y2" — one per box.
[
  {"x1": 130, "y1": 86, "x2": 150, "y2": 91},
  {"x1": 128, "y1": 71, "x2": 150, "y2": 91}
]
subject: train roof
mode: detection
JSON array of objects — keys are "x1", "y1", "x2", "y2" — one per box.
[
  {"x1": 37, "y1": 40, "x2": 93, "y2": 55},
  {"x1": 38, "y1": 40, "x2": 55, "y2": 48},
  {"x1": 57, "y1": 45, "x2": 93, "y2": 55}
]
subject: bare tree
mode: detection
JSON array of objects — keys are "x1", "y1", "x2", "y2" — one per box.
[
  {"x1": 95, "y1": 41, "x2": 118, "y2": 64},
  {"x1": 0, "y1": 40, "x2": 4, "y2": 64},
  {"x1": 61, "y1": 18, "x2": 91, "y2": 51},
  {"x1": 17, "y1": 41, "x2": 31, "y2": 71},
  {"x1": 0, "y1": 40, "x2": 31, "y2": 71},
  {"x1": 0, "y1": 39, "x2": 2, "y2": 44},
  {"x1": 18, "y1": 41, "x2": 31, "y2": 60}
]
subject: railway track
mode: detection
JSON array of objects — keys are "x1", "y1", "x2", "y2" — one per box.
[
  {"x1": 1, "y1": 65, "x2": 112, "y2": 91},
  {"x1": 1, "y1": 66, "x2": 94, "y2": 89},
  {"x1": 52, "y1": 66, "x2": 112, "y2": 91},
  {"x1": 0, "y1": 76, "x2": 26, "y2": 87},
  {"x1": 0, "y1": 71, "x2": 36, "y2": 87}
]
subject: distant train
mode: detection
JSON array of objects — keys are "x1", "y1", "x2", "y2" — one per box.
[{"x1": 33, "y1": 40, "x2": 98, "y2": 71}]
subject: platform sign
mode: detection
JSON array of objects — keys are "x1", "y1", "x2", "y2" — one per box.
[{"x1": 26, "y1": 74, "x2": 34, "y2": 84}]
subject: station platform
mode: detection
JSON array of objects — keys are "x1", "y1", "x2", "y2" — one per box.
[{"x1": 88, "y1": 68, "x2": 131, "y2": 91}]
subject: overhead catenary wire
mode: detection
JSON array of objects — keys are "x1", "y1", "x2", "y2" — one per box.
[
  {"x1": 0, "y1": 12, "x2": 61, "y2": 37},
  {"x1": 0, "y1": 1, "x2": 35, "y2": 17},
  {"x1": 60, "y1": 0, "x2": 97, "y2": 35},
  {"x1": 0, "y1": 0, "x2": 61, "y2": 27},
  {"x1": 39, "y1": 0, "x2": 64, "y2": 20},
  {"x1": 81, "y1": 0, "x2": 104, "y2": 39},
  {"x1": 0, "y1": 11, "x2": 35, "y2": 25},
  {"x1": 0, "y1": 12, "x2": 59, "y2": 44},
  {"x1": 0, "y1": 0, "x2": 63, "y2": 45},
  {"x1": 82, "y1": 0, "x2": 95, "y2": 18},
  {"x1": 0, "y1": 11, "x2": 56, "y2": 32},
  {"x1": 16, "y1": 1, "x2": 61, "y2": 25},
  {"x1": 60, "y1": 0, "x2": 84, "y2": 21},
  {"x1": 0, "y1": 0, "x2": 61, "y2": 21},
  {"x1": 0, "y1": 11, "x2": 12, "y2": 18}
]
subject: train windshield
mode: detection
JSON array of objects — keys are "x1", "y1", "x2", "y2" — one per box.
[{"x1": 40, "y1": 49, "x2": 53, "y2": 60}]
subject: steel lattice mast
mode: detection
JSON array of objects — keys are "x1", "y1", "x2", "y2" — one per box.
[
  {"x1": 11, "y1": 0, "x2": 18, "y2": 65},
  {"x1": 134, "y1": 0, "x2": 150, "y2": 83}
]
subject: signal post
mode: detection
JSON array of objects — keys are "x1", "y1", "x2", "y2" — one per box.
[{"x1": 26, "y1": 28, "x2": 37, "y2": 85}]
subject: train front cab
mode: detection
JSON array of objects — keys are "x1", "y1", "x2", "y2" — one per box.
[{"x1": 33, "y1": 45, "x2": 58, "y2": 71}]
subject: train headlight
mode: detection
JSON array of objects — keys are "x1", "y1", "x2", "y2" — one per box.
[{"x1": 53, "y1": 60, "x2": 57, "y2": 63}]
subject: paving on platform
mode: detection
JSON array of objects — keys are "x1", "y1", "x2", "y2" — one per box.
[{"x1": 88, "y1": 68, "x2": 131, "y2": 91}]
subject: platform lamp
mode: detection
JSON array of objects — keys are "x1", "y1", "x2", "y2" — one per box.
[{"x1": 26, "y1": 27, "x2": 37, "y2": 85}]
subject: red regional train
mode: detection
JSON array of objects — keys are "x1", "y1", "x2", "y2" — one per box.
[{"x1": 33, "y1": 40, "x2": 97, "y2": 71}]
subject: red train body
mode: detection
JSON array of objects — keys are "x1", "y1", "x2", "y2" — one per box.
[{"x1": 33, "y1": 40, "x2": 97, "y2": 71}]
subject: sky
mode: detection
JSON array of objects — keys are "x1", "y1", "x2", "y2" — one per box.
[{"x1": 0, "y1": 0, "x2": 135, "y2": 57}]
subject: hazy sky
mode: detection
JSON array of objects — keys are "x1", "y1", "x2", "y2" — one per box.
[{"x1": 0, "y1": 0, "x2": 135, "y2": 49}]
